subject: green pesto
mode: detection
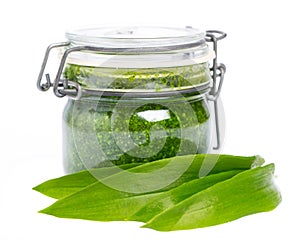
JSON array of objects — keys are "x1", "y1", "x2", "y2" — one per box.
[
  {"x1": 63, "y1": 63, "x2": 210, "y2": 91},
  {"x1": 63, "y1": 64, "x2": 211, "y2": 173}
]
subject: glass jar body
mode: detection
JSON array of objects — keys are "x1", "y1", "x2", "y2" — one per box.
[
  {"x1": 62, "y1": 94, "x2": 211, "y2": 173},
  {"x1": 36, "y1": 26, "x2": 227, "y2": 173}
]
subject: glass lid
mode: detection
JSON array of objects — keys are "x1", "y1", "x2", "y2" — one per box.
[{"x1": 66, "y1": 26, "x2": 206, "y2": 50}]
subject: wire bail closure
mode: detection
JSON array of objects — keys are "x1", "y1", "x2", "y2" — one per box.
[
  {"x1": 205, "y1": 30, "x2": 227, "y2": 150},
  {"x1": 36, "y1": 30, "x2": 226, "y2": 149}
]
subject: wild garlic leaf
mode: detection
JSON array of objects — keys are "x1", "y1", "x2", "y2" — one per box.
[
  {"x1": 39, "y1": 170, "x2": 243, "y2": 222},
  {"x1": 37, "y1": 155, "x2": 262, "y2": 222},
  {"x1": 33, "y1": 163, "x2": 140, "y2": 199},
  {"x1": 34, "y1": 154, "x2": 261, "y2": 199},
  {"x1": 130, "y1": 169, "x2": 243, "y2": 222},
  {"x1": 143, "y1": 164, "x2": 281, "y2": 231}
]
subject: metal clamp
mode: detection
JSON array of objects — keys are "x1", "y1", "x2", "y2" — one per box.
[
  {"x1": 36, "y1": 42, "x2": 84, "y2": 100},
  {"x1": 205, "y1": 30, "x2": 227, "y2": 150},
  {"x1": 207, "y1": 63, "x2": 226, "y2": 101},
  {"x1": 37, "y1": 42, "x2": 70, "y2": 92}
]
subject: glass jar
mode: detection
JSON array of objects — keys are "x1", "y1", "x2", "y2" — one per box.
[{"x1": 37, "y1": 26, "x2": 226, "y2": 173}]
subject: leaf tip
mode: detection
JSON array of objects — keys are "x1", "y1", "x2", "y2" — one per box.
[
  {"x1": 38, "y1": 206, "x2": 55, "y2": 215},
  {"x1": 140, "y1": 222, "x2": 167, "y2": 232},
  {"x1": 252, "y1": 155, "x2": 265, "y2": 168},
  {"x1": 32, "y1": 185, "x2": 41, "y2": 192},
  {"x1": 38, "y1": 208, "x2": 48, "y2": 214},
  {"x1": 140, "y1": 223, "x2": 155, "y2": 231}
]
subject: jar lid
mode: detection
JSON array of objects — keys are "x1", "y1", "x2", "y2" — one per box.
[
  {"x1": 64, "y1": 26, "x2": 214, "y2": 68},
  {"x1": 66, "y1": 26, "x2": 205, "y2": 49}
]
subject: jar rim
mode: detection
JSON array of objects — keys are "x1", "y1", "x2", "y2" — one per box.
[{"x1": 66, "y1": 26, "x2": 206, "y2": 50}]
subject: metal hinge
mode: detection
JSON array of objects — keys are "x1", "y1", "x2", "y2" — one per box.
[{"x1": 205, "y1": 30, "x2": 227, "y2": 150}]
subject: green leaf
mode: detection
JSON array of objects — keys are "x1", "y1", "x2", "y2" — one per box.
[
  {"x1": 38, "y1": 155, "x2": 262, "y2": 221},
  {"x1": 39, "y1": 170, "x2": 243, "y2": 222},
  {"x1": 161, "y1": 154, "x2": 263, "y2": 191},
  {"x1": 143, "y1": 164, "x2": 282, "y2": 231},
  {"x1": 40, "y1": 184, "x2": 162, "y2": 221},
  {"x1": 33, "y1": 163, "x2": 140, "y2": 199},
  {"x1": 129, "y1": 169, "x2": 243, "y2": 222},
  {"x1": 34, "y1": 154, "x2": 261, "y2": 199}
]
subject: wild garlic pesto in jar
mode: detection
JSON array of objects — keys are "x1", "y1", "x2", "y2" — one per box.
[{"x1": 37, "y1": 26, "x2": 226, "y2": 173}]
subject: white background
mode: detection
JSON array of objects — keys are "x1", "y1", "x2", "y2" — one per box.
[{"x1": 0, "y1": 0, "x2": 299, "y2": 239}]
